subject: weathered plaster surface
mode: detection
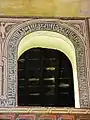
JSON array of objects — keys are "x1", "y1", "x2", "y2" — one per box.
[{"x1": 0, "y1": 0, "x2": 90, "y2": 16}]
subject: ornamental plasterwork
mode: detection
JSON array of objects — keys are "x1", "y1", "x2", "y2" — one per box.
[
  {"x1": 0, "y1": 18, "x2": 32, "y2": 99},
  {"x1": 0, "y1": 18, "x2": 89, "y2": 108},
  {"x1": 60, "y1": 20, "x2": 85, "y2": 37}
]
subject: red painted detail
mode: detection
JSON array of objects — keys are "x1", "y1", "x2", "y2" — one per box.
[
  {"x1": 0, "y1": 114, "x2": 15, "y2": 120},
  {"x1": 39, "y1": 115, "x2": 56, "y2": 120},
  {"x1": 58, "y1": 115, "x2": 74, "y2": 120},
  {"x1": 17, "y1": 114, "x2": 36, "y2": 120}
]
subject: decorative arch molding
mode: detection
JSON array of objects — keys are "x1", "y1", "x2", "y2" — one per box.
[
  {"x1": 17, "y1": 31, "x2": 79, "y2": 108},
  {"x1": 0, "y1": 19, "x2": 89, "y2": 108}
]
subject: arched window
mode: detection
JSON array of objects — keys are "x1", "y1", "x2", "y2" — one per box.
[{"x1": 18, "y1": 47, "x2": 75, "y2": 107}]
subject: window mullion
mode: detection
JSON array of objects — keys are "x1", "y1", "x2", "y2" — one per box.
[
  {"x1": 55, "y1": 54, "x2": 60, "y2": 106},
  {"x1": 39, "y1": 48, "x2": 44, "y2": 106},
  {"x1": 25, "y1": 52, "x2": 29, "y2": 105}
]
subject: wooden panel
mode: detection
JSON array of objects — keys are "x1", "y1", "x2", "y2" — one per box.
[
  {"x1": 0, "y1": 114, "x2": 15, "y2": 120},
  {"x1": 58, "y1": 115, "x2": 74, "y2": 120},
  {"x1": 39, "y1": 115, "x2": 56, "y2": 120},
  {"x1": 16, "y1": 114, "x2": 36, "y2": 120},
  {"x1": 77, "y1": 115, "x2": 90, "y2": 120}
]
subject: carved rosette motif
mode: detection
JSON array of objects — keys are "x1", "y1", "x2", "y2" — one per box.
[{"x1": 0, "y1": 18, "x2": 89, "y2": 108}]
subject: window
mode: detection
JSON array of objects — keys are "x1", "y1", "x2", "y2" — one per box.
[{"x1": 18, "y1": 48, "x2": 75, "y2": 107}]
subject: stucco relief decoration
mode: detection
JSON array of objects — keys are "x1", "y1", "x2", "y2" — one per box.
[
  {"x1": 0, "y1": 20, "x2": 21, "y2": 101},
  {"x1": 0, "y1": 22, "x2": 13, "y2": 99},
  {"x1": 0, "y1": 18, "x2": 89, "y2": 108}
]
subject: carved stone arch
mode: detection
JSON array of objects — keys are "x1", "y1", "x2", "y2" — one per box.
[{"x1": 1, "y1": 19, "x2": 89, "y2": 108}]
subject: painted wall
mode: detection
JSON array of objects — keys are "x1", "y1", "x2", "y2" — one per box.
[{"x1": 0, "y1": 0, "x2": 90, "y2": 17}]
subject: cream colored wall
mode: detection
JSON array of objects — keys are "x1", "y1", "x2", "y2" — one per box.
[{"x1": 0, "y1": 0, "x2": 90, "y2": 17}]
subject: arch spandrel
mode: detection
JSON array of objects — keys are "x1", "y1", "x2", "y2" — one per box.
[{"x1": 0, "y1": 19, "x2": 88, "y2": 108}]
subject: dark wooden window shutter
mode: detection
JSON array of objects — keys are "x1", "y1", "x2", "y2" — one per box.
[{"x1": 18, "y1": 48, "x2": 75, "y2": 107}]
